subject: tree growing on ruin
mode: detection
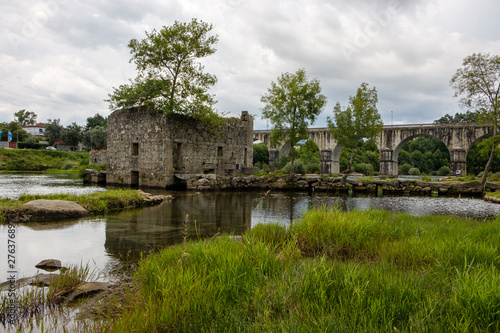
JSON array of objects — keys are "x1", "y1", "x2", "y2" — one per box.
[
  {"x1": 450, "y1": 53, "x2": 500, "y2": 188},
  {"x1": 107, "y1": 19, "x2": 219, "y2": 123},
  {"x1": 328, "y1": 82, "x2": 383, "y2": 183},
  {"x1": 261, "y1": 68, "x2": 327, "y2": 180}
]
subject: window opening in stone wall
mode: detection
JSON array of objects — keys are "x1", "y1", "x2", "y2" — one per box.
[
  {"x1": 244, "y1": 148, "x2": 248, "y2": 166},
  {"x1": 218, "y1": 146, "x2": 223, "y2": 157},
  {"x1": 132, "y1": 142, "x2": 139, "y2": 156}
]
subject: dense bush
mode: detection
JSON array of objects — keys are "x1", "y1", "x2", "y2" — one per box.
[
  {"x1": 353, "y1": 163, "x2": 374, "y2": 176},
  {"x1": 282, "y1": 159, "x2": 306, "y2": 175},
  {"x1": 437, "y1": 165, "x2": 450, "y2": 176},
  {"x1": 408, "y1": 167, "x2": 421, "y2": 176},
  {"x1": 399, "y1": 163, "x2": 412, "y2": 175}
]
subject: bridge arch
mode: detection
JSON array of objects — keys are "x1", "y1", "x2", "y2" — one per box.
[
  {"x1": 379, "y1": 124, "x2": 491, "y2": 177},
  {"x1": 254, "y1": 123, "x2": 491, "y2": 176},
  {"x1": 391, "y1": 134, "x2": 450, "y2": 176}
]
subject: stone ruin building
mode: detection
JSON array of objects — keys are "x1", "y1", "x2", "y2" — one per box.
[{"x1": 104, "y1": 106, "x2": 254, "y2": 188}]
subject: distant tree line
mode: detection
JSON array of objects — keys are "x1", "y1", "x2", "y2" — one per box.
[{"x1": 0, "y1": 110, "x2": 108, "y2": 150}]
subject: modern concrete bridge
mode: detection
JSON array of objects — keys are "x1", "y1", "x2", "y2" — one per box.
[{"x1": 254, "y1": 123, "x2": 492, "y2": 177}]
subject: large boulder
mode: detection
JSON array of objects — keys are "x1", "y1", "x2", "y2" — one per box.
[{"x1": 21, "y1": 200, "x2": 88, "y2": 221}]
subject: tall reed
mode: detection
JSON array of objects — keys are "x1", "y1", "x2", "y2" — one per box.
[{"x1": 85, "y1": 208, "x2": 500, "y2": 332}]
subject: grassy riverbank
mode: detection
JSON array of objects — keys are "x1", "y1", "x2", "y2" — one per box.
[
  {"x1": 89, "y1": 208, "x2": 500, "y2": 332},
  {"x1": 0, "y1": 148, "x2": 89, "y2": 171},
  {"x1": 0, "y1": 190, "x2": 151, "y2": 223}
]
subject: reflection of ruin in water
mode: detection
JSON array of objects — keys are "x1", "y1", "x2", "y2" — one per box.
[
  {"x1": 104, "y1": 191, "x2": 500, "y2": 259},
  {"x1": 104, "y1": 192, "x2": 253, "y2": 258}
]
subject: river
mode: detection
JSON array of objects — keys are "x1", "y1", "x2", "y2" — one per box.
[{"x1": 1, "y1": 173, "x2": 499, "y2": 281}]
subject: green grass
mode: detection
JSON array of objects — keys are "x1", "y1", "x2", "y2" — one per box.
[
  {"x1": 0, "y1": 148, "x2": 89, "y2": 171},
  {"x1": 95, "y1": 208, "x2": 500, "y2": 332},
  {"x1": 17, "y1": 190, "x2": 145, "y2": 214},
  {"x1": 0, "y1": 190, "x2": 147, "y2": 222}
]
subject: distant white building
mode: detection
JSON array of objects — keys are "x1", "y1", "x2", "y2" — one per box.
[{"x1": 22, "y1": 123, "x2": 47, "y2": 137}]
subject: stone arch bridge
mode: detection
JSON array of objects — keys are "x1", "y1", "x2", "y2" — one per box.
[{"x1": 253, "y1": 123, "x2": 491, "y2": 177}]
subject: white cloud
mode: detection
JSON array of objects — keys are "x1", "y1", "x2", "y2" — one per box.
[{"x1": 0, "y1": 0, "x2": 499, "y2": 128}]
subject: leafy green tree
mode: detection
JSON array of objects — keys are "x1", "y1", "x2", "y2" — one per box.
[
  {"x1": 450, "y1": 53, "x2": 500, "y2": 188},
  {"x1": 434, "y1": 111, "x2": 479, "y2": 124},
  {"x1": 14, "y1": 109, "x2": 37, "y2": 126},
  {"x1": 45, "y1": 119, "x2": 64, "y2": 145},
  {"x1": 63, "y1": 122, "x2": 82, "y2": 149},
  {"x1": 85, "y1": 113, "x2": 107, "y2": 131},
  {"x1": 253, "y1": 143, "x2": 269, "y2": 165},
  {"x1": 83, "y1": 126, "x2": 107, "y2": 150},
  {"x1": 328, "y1": 82, "x2": 383, "y2": 182},
  {"x1": 261, "y1": 68, "x2": 326, "y2": 179},
  {"x1": 107, "y1": 18, "x2": 219, "y2": 123}
]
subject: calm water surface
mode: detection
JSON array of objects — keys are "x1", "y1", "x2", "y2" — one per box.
[
  {"x1": 1, "y1": 173, "x2": 499, "y2": 280},
  {"x1": 0, "y1": 172, "x2": 106, "y2": 199}
]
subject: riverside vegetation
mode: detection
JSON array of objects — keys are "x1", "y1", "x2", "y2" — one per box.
[
  {"x1": 0, "y1": 190, "x2": 157, "y2": 223},
  {"x1": 0, "y1": 148, "x2": 94, "y2": 172},
  {"x1": 74, "y1": 208, "x2": 500, "y2": 332}
]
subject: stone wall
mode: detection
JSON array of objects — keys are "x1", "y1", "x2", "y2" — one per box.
[
  {"x1": 89, "y1": 150, "x2": 107, "y2": 164},
  {"x1": 106, "y1": 107, "x2": 254, "y2": 188},
  {"x1": 185, "y1": 174, "x2": 490, "y2": 196}
]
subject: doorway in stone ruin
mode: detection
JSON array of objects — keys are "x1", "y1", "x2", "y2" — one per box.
[
  {"x1": 173, "y1": 142, "x2": 183, "y2": 172},
  {"x1": 131, "y1": 171, "x2": 139, "y2": 187}
]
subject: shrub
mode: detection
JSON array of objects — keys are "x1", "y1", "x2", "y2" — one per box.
[
  {"x1": 399, "y1": 163, "x2": 412, "y2": 175},
  {"x1": 437, "y1": 166, "x2": 450, "y2": 176},
  {"x1": 271, "y1": 155, "x2": 290, "y2": 171},
  {"x1": 305, "y1": 161, "x2": 320, "y2": 174},
  {"x1": 408, "y1": 167, "x2": 420, "y2": 176},
  {"x1": 282, "y1": 159, "x2": 306, "y2": 175},
  {"x1": 354, "y1": 163, "x2": 374, "y2": 176},
  {"x1": 62, "y1": 162, "x2": 78, "y2": 170}
]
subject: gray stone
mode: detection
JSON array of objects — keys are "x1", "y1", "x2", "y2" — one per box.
[
  {"x1": 21, "y1": 200, "x2": 88, "y2": 221},
  {"x1": 35, "y1": 259, "x2": 62, "y2": 270},
  {"x1": 64, "y1": 282, "x2": 109, "y2": 303}
]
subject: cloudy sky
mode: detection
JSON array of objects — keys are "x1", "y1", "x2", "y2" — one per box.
[{"x1": 1, "y1": 0, "x2": 499, "y2": 130}]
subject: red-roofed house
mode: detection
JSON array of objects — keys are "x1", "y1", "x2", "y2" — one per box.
[{"x1": 22, "y1": 123, "x2": 47, "y2": 137}]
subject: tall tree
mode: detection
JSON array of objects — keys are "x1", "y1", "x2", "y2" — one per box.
[
  {"x1": 63, "y1": 122, "x2": 82, "y2": 149},
  {"x1": 261, "y1": 68, "x2": 327, "y2": 180},
  {"x1": 45, "y1": 119, "x2": 64, "y2": 145},
  {"x1": 328, "y1": 82, "x2": 383, "y2": 183},
  {"x1": 14, "y1": 109, "x2": 37, "y2": 126},
  {"x1": 82, "y1": 126, "x2": 107, "y2": 150},
  {"x1": 107, "y1": 18, "x2": 219, "y2": 122},
  {"x1": 85, "y1": 113, "x2": 107, "y2": 131},
  {"x1": 450, "y1": 53, "x2": 500, "y2": 188}
]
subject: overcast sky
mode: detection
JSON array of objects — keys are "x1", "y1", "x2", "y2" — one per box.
[{"x1": 1, "y1": 0, "x2": 499, "y2": 130}]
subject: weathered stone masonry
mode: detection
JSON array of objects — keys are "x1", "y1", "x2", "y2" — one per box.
[{"x1": 106, "y1": 107, "x2": 254, "y2": 188}]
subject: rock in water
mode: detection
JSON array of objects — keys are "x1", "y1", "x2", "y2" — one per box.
[
  {"x1": 21, "y1": 199, "x2": 88, "y2": 221},
  {"x1": 35, "y1": 259, "x2": 62, "y2": 271}
]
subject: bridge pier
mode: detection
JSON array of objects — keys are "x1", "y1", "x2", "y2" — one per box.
[
  {"x1": 269, "y1": 149, "x2": 280, "y2": 170},
  {"x1": 379, "y1": 149, "x2": 398, "y2": 178},
  {"x1": 450, "y1": 148, "x2": 467, "y2": 176},
  {"x1": 320, "y1": 149, "x2": 340, "y2": 174},
  {"x1": 321, "y1": 149, "x2": 332, "y2": 174}
]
